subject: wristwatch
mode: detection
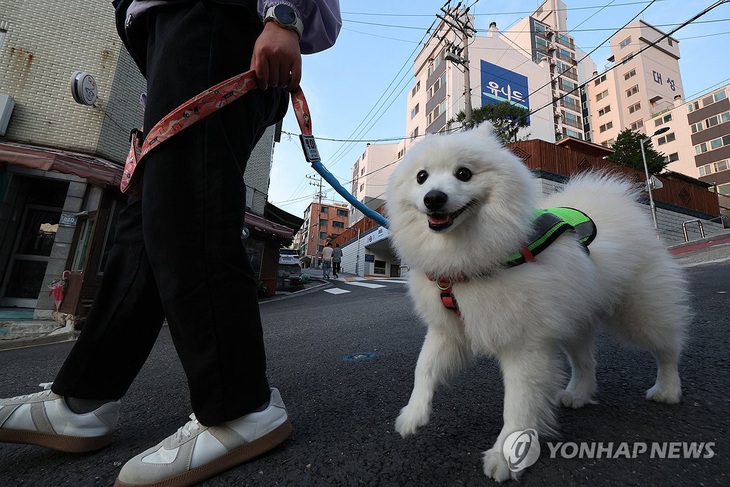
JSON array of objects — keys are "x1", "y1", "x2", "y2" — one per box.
[{"x1": 264, "y1": 4, "x2": 304, "y2": 39}]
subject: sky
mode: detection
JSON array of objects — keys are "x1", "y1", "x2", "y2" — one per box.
[{"x1": 267, "y1": 0, "x2": 730, "y2": 218}]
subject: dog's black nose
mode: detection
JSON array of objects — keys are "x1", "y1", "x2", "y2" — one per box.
[{"x1": 424, "y1": 190, "x2": 448, "y2": 210}]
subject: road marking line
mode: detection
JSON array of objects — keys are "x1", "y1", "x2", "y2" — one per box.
[
  {"x1": 324, "y1": 288, "x2": 350, "y2": 295},
  {"x1": 373, "y1": 279, "x2": 407, "y2": 284},
  {"x1": 346, "y1": 282, "x2": 386, "y2": 289}
]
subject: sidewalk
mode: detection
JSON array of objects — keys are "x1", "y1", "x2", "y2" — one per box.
[{"x1": 2, "y1": 235, "x2": 728, "y2": 352}]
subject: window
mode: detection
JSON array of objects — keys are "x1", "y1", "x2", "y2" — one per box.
[
  {"x1": 410, "y1": 104, "x2": 419, "y2": 119},
  {"x1": 665, "y1": 153, "x2": 679, "y2": 163},
  {"x1": 599, "y1": 121, "x2": 613, "y2": 133},
  {"x1": 699, "y1": 164, "x2": 712, "y2": 176},
  {"x1": 619, "y1": 36, "x2": 632, "y2": 49},
  {"x1": 321, "y1": 207, "x2": 328, "y2": 213},
  {"x1": 628, "y1": 102, "x2": 641, "y2": 114},
  {"x1": 411, "y1": 81, "x2": 420, "y2": 97},
  {"x1": 359, "y1": 184, "x2": 364, "y2": 192},
  {"x1": 688, "y1": 101, "x2": 700, "y2": 113},
  {"x1": 598, "y1": 105, "x2": 611, "y2": 116},
  {"x1": 655, "y1": 113, "x2": 672, "y2": 126},
  {"x1": 630, "y1": 119, "x2": 644, "y2": 130},
  {"x1": 623, "y1": 68, "x2": 636, "y2": 81},
  {"x1": 691, "y1": 122, "x2": 704, "y2": 133},
  {"x1": 319, "y1": 232, "x2": 327, "y2": 240},
  {"x1": 657, "y1": 133, "x2": 675, "y2": 145},
  {"x1": 410, "y1": 127, "x2": 419, "y2": 140},
  {"x1": 626, "y1": 85, "x2": 639, "y2": 97},
  {"x1": 427, "y1": 100, "x2": 447, "y2": 125},
  {"x1": 695, "y1": 135, "x2": 730, "y2": 154},
  {"x1": 715, "y1": 160, "x2": 729, "y2": 172},
  {"x1": 332, "y1": 221, "x2": 344, "y2": 229},
  {"x1": 428, "y1": 73, "x2": 447, "y2": 100},
  {"x1": 701, "y1": 90, "x2": 727, "y2": 108},
  {"x1": 337, "y1": 209, "x2": 348, "y2": 217},
  {"x1": 594, "y1": 74, "x2": 607, "y2": 86},
  {"x1": 596, "y1": 90, "x2": 608, "y2": 102},
  {"x1": 319, "y1": 219, "x2": 328, "y2": 226}
]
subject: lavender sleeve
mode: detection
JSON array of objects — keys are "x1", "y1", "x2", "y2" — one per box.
[{"x1": 258, "y1": 0, "x2": 342, "y2": 54}]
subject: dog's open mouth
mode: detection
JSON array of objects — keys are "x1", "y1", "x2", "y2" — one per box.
[{"x1": 427, "y1": 204, "x2": 471, "y2": 231}]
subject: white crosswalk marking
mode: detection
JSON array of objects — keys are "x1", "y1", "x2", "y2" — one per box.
[
  {"x1": 324, "y1": 288, "x2": 350, "y2": 295},
  {"x1": 372, "y1": 279, "x2": 407, "y2": 284},
  {"x1": 346, "y1": 282, "x2": 386, "y2": 289}
]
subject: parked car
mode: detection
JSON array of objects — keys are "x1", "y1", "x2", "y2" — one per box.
[{"x1": 279, "y1": 249, "x2": 301, "y2": 267}]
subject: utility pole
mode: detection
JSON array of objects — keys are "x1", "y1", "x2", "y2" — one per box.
[
  {"x1": 438, "y1": 2, "x2": 476, "y2": 125},
  {"x1": 306, "y1": 174, "x2": 325, "y2": 265}
]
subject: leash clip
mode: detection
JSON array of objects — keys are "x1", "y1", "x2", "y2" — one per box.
[{"x1": 299, "y1": 134, "x2": 320, "y2": 162}]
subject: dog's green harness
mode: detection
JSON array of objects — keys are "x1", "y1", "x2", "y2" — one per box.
[
  {"x1": 431, "y1": 207, "x2": 597, "y2": 316},
  {"x1": 504, "y1": 207, "x2": 596, "y2": 267}
]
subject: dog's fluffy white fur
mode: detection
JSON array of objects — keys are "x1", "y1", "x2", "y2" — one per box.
[{"x1": 386, "y1": 124, "x2": 690, "y2": 481}]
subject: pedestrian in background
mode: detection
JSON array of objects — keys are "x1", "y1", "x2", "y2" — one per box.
[
  {"x1": 321, "y1": 242, "x2": 334, "y2": 279},
  {"x1": 0, "y1": 1, "x2": 340, "y2": 486},
  {"x1": 332, "y1": 243, "x2": 343, "y2": 278}
]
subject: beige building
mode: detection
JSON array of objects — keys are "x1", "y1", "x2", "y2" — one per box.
[{"x1": 587, "y1": 20, "x2": 683, "y2": 148}]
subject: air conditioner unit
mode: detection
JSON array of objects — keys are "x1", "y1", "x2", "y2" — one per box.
[{"x1": 0, "y1": 93, "x2": 15, "y2": 136}]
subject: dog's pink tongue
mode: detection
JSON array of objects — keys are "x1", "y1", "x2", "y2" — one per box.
[{"x1": 428, "y1": 213, "x2": 450, "y2": 225}]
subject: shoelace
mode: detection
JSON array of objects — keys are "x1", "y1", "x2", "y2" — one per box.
[
  {"x1": 8, "y1": 382, "x2": 53, "y2": 401},
  {"x1": 174, "y1": 414, "x2": 202, "y2": 442}
]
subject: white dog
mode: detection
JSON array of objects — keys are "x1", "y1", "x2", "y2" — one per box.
[{"x1": 386, "y1": 124, "x2": 690, "y2": 481}]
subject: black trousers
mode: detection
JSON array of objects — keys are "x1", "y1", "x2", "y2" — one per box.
[{"x1": 53, "y1": 1, "x2": 288, "y2": 426}]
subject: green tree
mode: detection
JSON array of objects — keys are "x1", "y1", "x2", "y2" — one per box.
[
  {"x1": 607, "y1": 128, "x2": 667, "y2": 174},
  {"x1": 450, "y1": 101, "x2": 530, "y2": 143}
]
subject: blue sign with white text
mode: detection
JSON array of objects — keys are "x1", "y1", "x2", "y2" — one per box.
[{"x1": 480, "y1": 60, "x2": 530, "y2": 124}]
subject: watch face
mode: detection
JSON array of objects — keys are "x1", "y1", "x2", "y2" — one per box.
[{"x1": 273, "y1": 4, "x2": 296, "y2": 25}]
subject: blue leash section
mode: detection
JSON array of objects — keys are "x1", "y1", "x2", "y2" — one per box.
[
  {"x1": 310, "y1": 159, "x2": 390, "y2": 228},
  {"x1": 292, "y1": 88, "x2": 389, "y2": 228}
]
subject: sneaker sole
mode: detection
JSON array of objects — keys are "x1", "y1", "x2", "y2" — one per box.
[
  {"x1": 113, "y1": 419, "x2": 292, "y2": 487},
  {"x1": 0, "y1": 428, "x2": 113, "y2": 453}
]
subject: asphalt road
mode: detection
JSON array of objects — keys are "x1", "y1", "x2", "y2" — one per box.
[{"x1": 0, "y1": 264, "x2": 728, "y2": 486}]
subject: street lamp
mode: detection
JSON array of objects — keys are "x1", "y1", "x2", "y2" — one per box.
[{"x1": 640, "y1": 126, "x2": 670, "y2": 236}]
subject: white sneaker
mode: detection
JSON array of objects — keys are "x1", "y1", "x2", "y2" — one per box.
[
  {"x1": 0, "y1": 383, "x2": 120, "y2": 452},
  {"x1": 115, "y1": 388, "x2": 291, "y2": 487}
]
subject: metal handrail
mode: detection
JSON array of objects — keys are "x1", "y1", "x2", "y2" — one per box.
[{"x1": 682, "y1": 219, "x2": 705, "y2": 242}]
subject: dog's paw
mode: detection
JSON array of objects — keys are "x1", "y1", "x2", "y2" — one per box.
[
  {"x1": 646, "y1": 382, "x2": 681, "y2": 404},
  {"x1": 558, "y1": 389, "x2": 597, "y2": 409},
  {"x1": 483, "y1": 448, "x2": 518, "y2": 482},
  {"x1": 394, "y1": 405, "x2": 429, "y2": 438}
]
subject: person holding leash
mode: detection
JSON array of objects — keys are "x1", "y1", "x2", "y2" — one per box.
[{"x1": 0, "y1": 1, "x2": 340, "y2": 486}]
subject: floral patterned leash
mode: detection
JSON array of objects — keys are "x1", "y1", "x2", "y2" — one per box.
[{"x1": 120, "y1": 69, "x2": 389, "y2": 228}]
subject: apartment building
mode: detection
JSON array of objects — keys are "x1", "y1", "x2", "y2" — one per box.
[
  {"x1": 297, "y1": 201, "x2": 349, "y2": 261},
  {"x1": 500, "y1": 0, "x2": 596, "y2": 141},
  {"x1": 587, "y1": 20, "x2": 683, "y2": 148},
  {"x1": 686, "y1": 84, "x2": 730, "y2": 194},
  {"x1": 405, "y1": 0, "x2": 594, "y2": 150},
  {"x1": 405, "y1": 15, "x2": 554, "y2": 145}
]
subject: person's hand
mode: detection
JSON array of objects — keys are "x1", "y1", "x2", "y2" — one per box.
[{"x1": 251, "y1": 21, "x2": 302, "y2": 92}]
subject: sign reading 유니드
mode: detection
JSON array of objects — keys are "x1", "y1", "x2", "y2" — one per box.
[{"x1": 480, "y1": 60, "x2": 530, "y2": 124}]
